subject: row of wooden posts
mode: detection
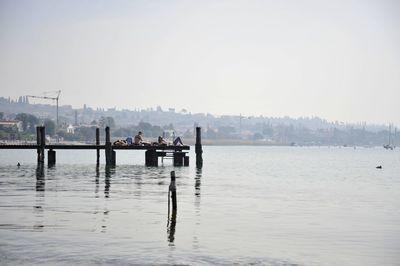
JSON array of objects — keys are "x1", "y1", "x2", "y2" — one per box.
[{"x1": 35, "y1": 126, "x2": 203, "y2": 168}]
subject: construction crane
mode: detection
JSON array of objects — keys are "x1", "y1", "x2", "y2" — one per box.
[{"x1": 26, "y1": 90, "x2": 61, "y2": 130}]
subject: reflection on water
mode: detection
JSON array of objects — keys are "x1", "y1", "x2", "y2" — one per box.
[
  {"x1": 0, "y1": 147, "x2": 399, "y2": 266},
  {"x1": 104, "y1": 166, "x2": 114, "y2": 198},
  {"x1": 167, "y1": 209, "x2": 177, "y2": 245},
  {"x1": 101, "y1": 208, "x2": 109, "y2": 233},
  {"x1": 34, "y1": 163, "x2": 45, "y2": 231},
  {"x1": 35, "y1": 163, "x2": 45, "y2": 192},
  {"x1": 95, "y1": 165, "x2": 100, "y2": 197},
  {"x1": 195, "y1": 168, "x2": 202, "y2": 198}
]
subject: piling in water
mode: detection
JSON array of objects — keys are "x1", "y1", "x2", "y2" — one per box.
[
  {"x1": 96, "y1": 127, "x2": 100, "y2": 165},
  {"x1": 169, "y1": 171, "x2": 177, "y2": 211},
  {"x1": 105, "y1": 127, "x2": 113, "y2": 166},
  {"x1": 184, "y1": 155, "x2": 189, "y2": 166},
  {"x1": 36, "y1": 126, "x2": 46, "y2": 163},
  {"x1": 36, "y1": 126, "x2": 41, "y2": 163},
  {"x1": 145, "y1": 150, "x2": 158, "y2": 166},
  {"x1": 195, "y1": 127, "x2": 203, "y2": 169},
  {"x1": 48, "y1": 149, "x2": 56, "y2": 166},
  {"x1": 167, "y1": 209, "x2": 177, "y2": 243},
  {"x1": 167, "y1": 170, "x2": 177, "y2": 243},
  {"x1": 173, "y1": 152, "x2": 184, "y2": 166},
  {"x1": 111, "y1": 150, "x2": 116, "y2": 165}
]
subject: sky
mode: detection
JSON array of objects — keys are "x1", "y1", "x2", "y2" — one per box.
[{"x1": 0, "y1": 0, "x2": 399, "y2": 125}]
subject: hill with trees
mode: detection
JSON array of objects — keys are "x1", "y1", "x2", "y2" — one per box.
[{"x1": 0, "y1": 96, "x2": 397, "y2": 146}]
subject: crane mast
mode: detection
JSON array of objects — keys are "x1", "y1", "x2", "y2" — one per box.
[{"x1": 26, "y1": 90, "x2": 61, "y2": 133}]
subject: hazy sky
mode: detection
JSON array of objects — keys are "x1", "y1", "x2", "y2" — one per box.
[{"x1": 0, "y1": 0, "x2": 399, "y2": 125}]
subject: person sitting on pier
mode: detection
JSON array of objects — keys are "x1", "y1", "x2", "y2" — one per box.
[
  {"x1": 158, "y1": 136, "x2": 168, "y2": 146},
  {"x1": 173, "y1": 136, "x2": 183, "y2": 146},
  {"x1": 134, "y1": 131, "x2": 150, "y2": 145},
  {"x1": 134, "y1": 131, "x2": 143, "y2": 144},
  {"x1": 158, "y1": 135, "x2": 184, "y2": 146}
]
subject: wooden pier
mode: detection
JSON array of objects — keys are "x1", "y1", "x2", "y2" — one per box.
[{"x1": 0, "y1": 126, "x2": 203, "y2": 167}]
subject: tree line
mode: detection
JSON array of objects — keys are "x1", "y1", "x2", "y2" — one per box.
[{"x1": 0, "y1": 111, "x2": 398, "y2": 146}]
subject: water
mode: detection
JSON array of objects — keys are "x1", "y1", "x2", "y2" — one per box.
[{"x1": 0, "y1": 146, "x2": 399, "y2": 266}]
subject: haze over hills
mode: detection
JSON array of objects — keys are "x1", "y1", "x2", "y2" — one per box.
[
  {"x1": 0, "y1": 95, "x2": 393, "y2": 129},
  {"x1": 1, "y1": 1, "x2": 399, "y2": 127},
  {"x1": 0, "y1": 95, "x2": 397, "y2": 146}
]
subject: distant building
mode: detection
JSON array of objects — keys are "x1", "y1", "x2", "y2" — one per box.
[{"x1": 67, "y1": 124, "x2": 75, "y2": 134}]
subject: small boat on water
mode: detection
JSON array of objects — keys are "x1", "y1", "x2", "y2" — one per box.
[{"x1": 383, "y1": 124, "x2": 395, "y2": 150}]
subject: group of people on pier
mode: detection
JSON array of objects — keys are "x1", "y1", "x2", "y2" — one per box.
[{"x1": 118, "y1": 131, "x2": 184, "y2": 146}]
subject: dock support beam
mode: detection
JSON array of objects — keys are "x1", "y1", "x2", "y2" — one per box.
[
  {"x1": 112, "y1": 150, "x2": 116, "y2": 165},
  {"x1": 105, "y1": 126, "x2": 114, "y2": 166},
  {"x1": 145, "y1": 150, "x2": 158, "y2": 166},
  {"x1": 195, "y1": 127, "x2": 203, "y2": 169},
  {"x1": 96, "y1": 127, "x2": 100, "y2": 165},
  {"x1": 173, "y1": 152, "x2": 184, "y2": 166},
  {"x1": 48, "y1": 149, "x2": 56, "y2": 166},
  {"x1": 184, "y1": 155, "x2": 189, "y2": 166}
]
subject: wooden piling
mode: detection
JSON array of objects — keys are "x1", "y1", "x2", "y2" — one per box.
[
  {"x1": 105, "y1": 126, "x2": 110, "y2": 143},
  {"x1": 145, "y1": 150, "x2": 158, "y2": 166},
  {"x1": 96, "y1": 127, "x2": 100, "y2": 165},
  {"x1": 48, "y1": 149, "x2": 56, "y2": 166},
  {"x1": 169, "y1": 171, "x2": 177, "y2": 211},
  {"x1": 41, "y1": 126, "x2": 46, "y2": 163},
  {"x1": 111, "y1": 150, "x2": 116, "y2": 165},
  {"x1": 105, "y1": 127, "x2": 112, "y2": 166},
  {"x1": 195, "y1": 127, "x2": 203, "y2": 168},
  {"x1": 167, "y1": 209, "x2": 177, "y2": 243},
  {"x1": 37, "y1": 126, "x2": 45, "y2": 163},
  {"x1": 173, "y1": 152, "x2": 184, "y2": 166},
  {"x1": 36, "y1": 126, "x2": 41, "y2": 163}
]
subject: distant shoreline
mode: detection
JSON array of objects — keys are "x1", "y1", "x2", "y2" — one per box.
[{"x1": 0, "y1": 138, "x2": 390, "y2": 148}]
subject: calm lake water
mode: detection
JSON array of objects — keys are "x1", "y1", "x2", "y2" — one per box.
[{"x1": 0, "y1": 146, "x2": 399, "y2": 266}]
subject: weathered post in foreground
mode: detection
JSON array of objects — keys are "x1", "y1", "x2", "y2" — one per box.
[
  {"x1": 167, "y1": 171, "x2": 177, "y2": 242},
  {"x1": 169, "y1": 171, "x2": 177, "y2": 211},
  {"x1": 195, "y1": 127, "x2": 203, "y2": 169},
  {"x1": 105, "y1": 127, "x2": 112, "y2": 166},
  {"x1": 167, "y1": 208, "x2": 177, "y2": 243},
  {"x1": 96, "y1": 127, "x2": 100, "y2": 165}
]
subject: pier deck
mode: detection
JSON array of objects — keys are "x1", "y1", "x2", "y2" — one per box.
[
  {"x1": 0, "y1": 143, "x2": 189, "y2": 167},
  {"x1": 0, "y1": 144, "x2": 189, "y2": 150},
  {"x1": 0, "y1": 126, "x2": 200, "y2": 167}
]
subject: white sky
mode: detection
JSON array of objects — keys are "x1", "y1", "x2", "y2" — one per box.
[{"x1": 0, "y1": 0, "x2": 399, "y2": 125}]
